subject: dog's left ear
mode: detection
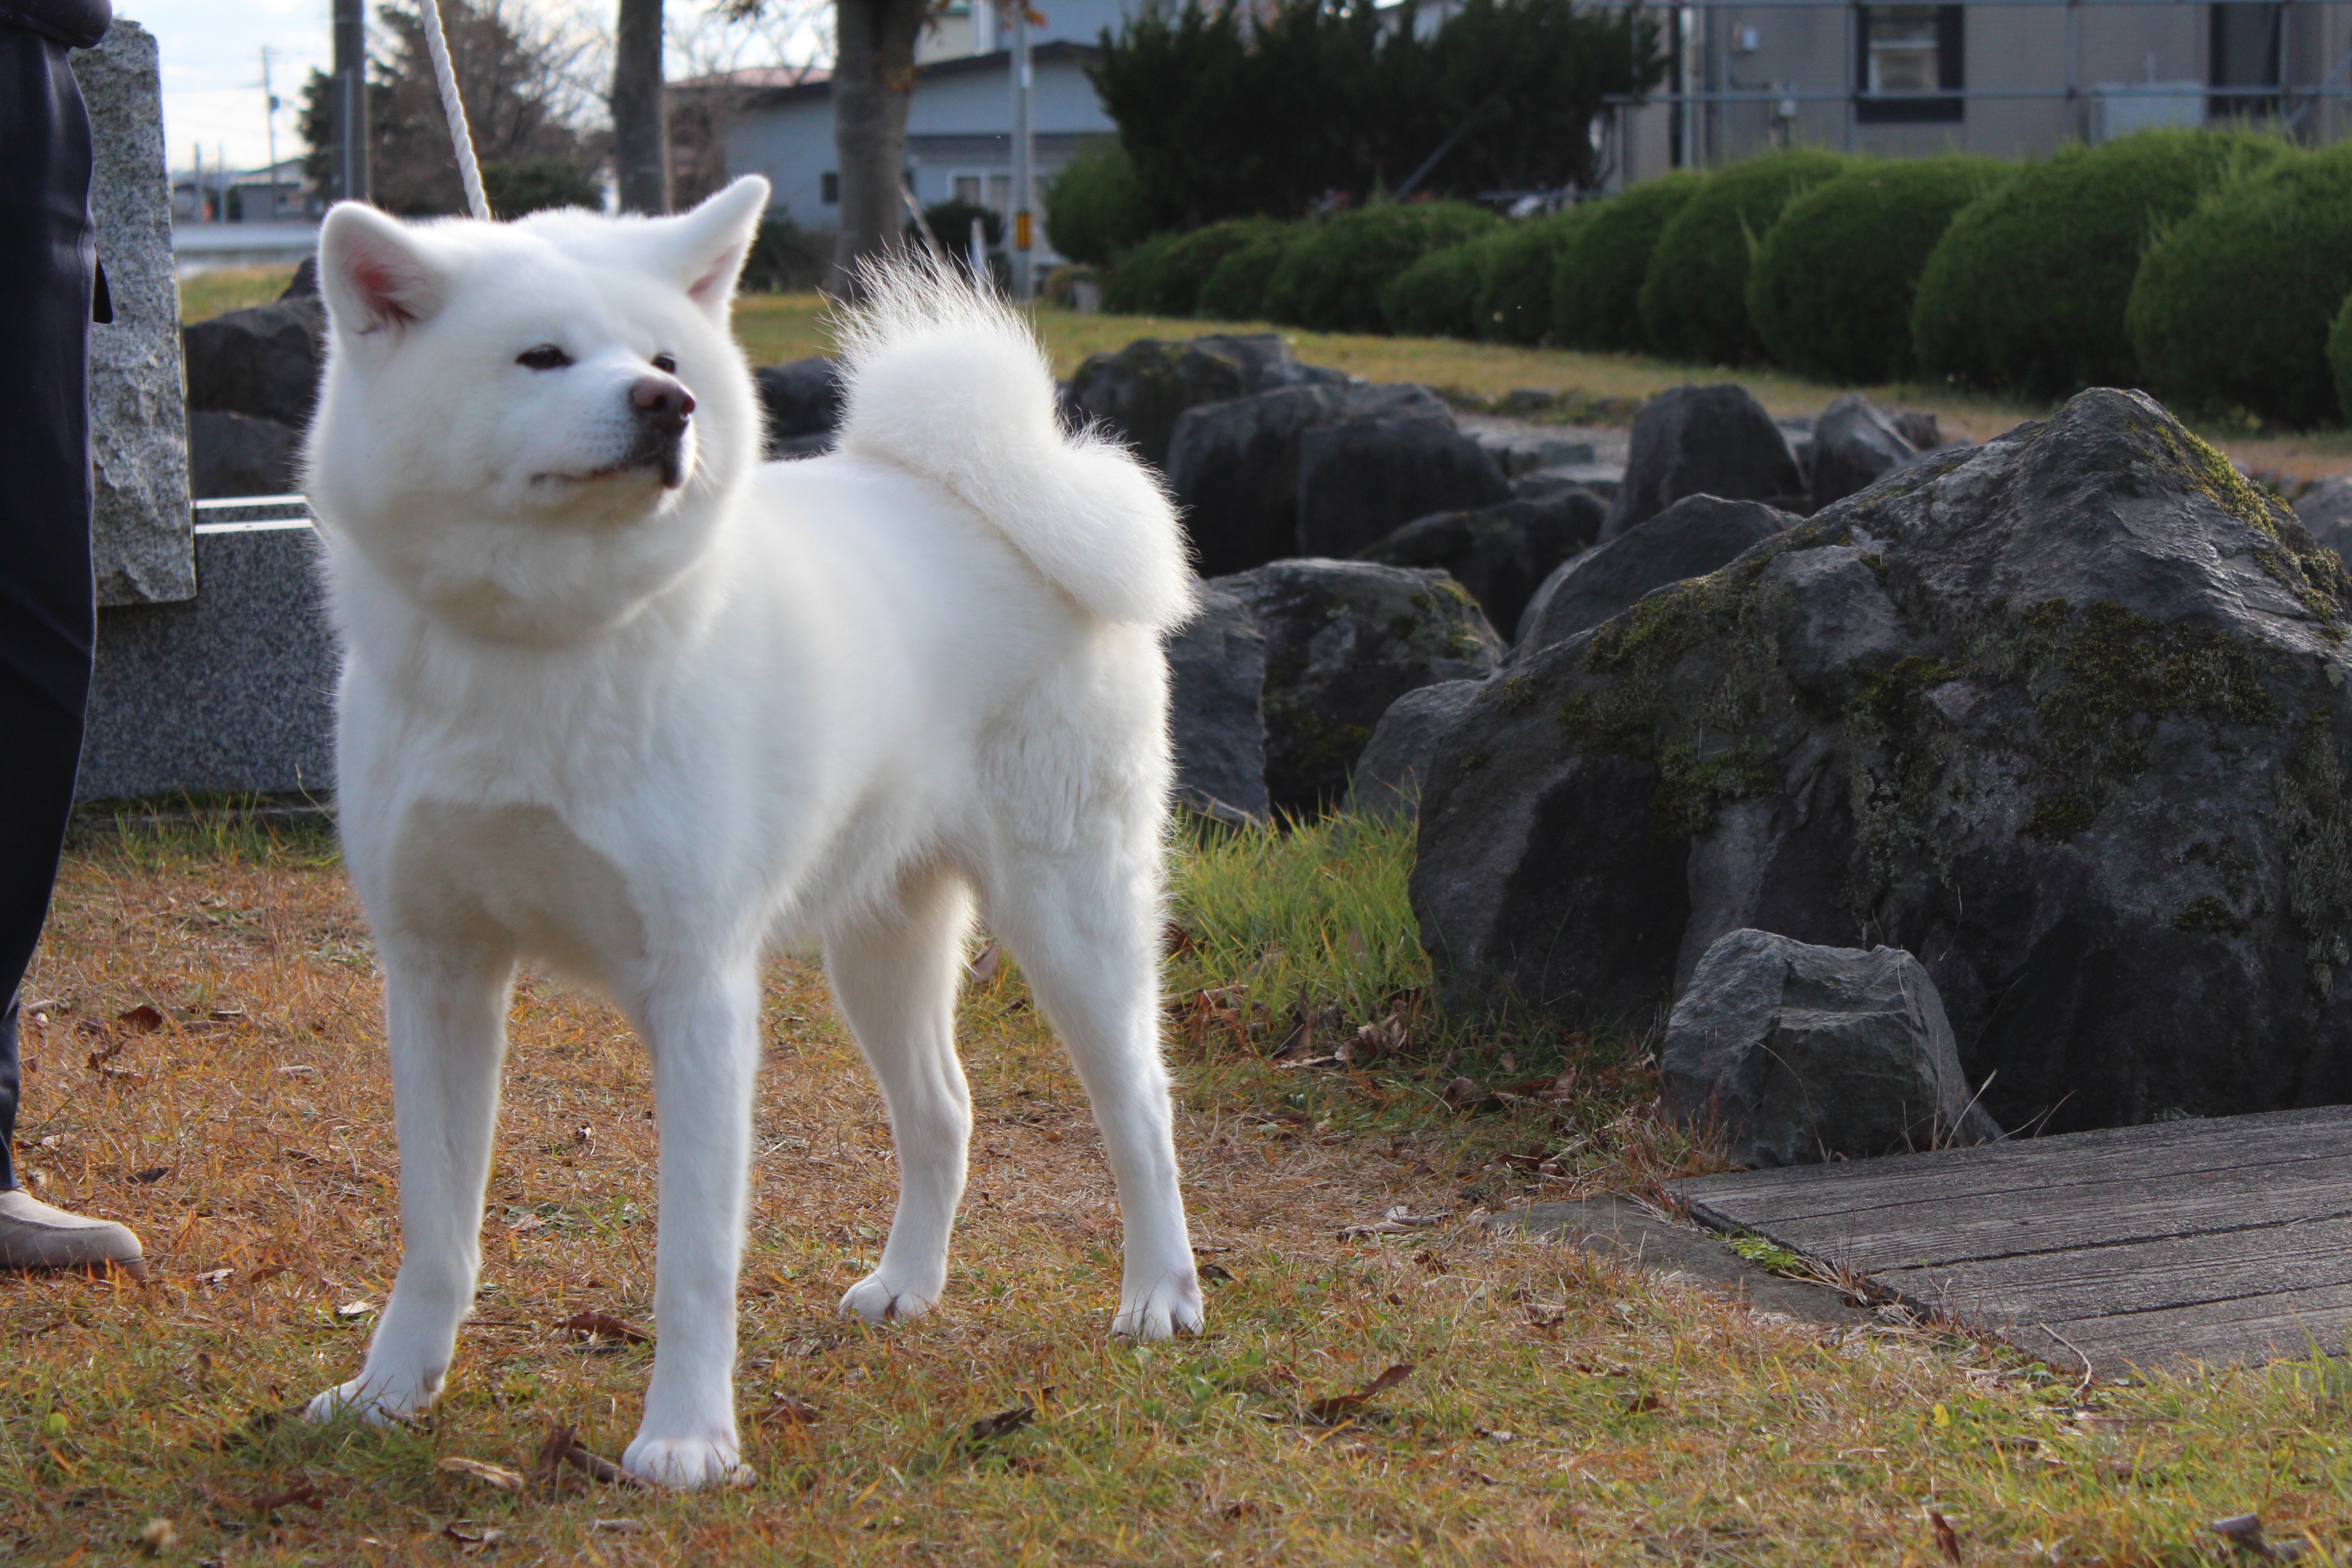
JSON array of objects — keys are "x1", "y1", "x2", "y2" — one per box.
[{"x1": 663, "y1": 176, "x2": 772, "y2": 318}]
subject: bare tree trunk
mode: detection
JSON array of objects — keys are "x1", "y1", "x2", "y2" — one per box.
[
  {"x1": 830, "y1": 0, "x2": 929, "y2": 297},
  {"x1": 612, "y1": 0, "x2": 670, "y2": 214}
]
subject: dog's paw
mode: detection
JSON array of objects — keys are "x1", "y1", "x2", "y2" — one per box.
[
  {"x1": 1113, "y1": 1268, "x2": 1205, "y2": 1342},
  {"x1": 303, "y1": 1374, "x2": 432, "y2": 1426},
  {"x1": 622, "y1": 1432, "x2": 756, "y2": 1490},
  {"x1": 838, "y1": 1271, "x2": 938, "y2": 1326}
]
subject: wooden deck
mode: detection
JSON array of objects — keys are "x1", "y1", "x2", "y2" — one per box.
[{"x1": 1671, "y1": 1105, "x2": 2352, "y2": 1377}]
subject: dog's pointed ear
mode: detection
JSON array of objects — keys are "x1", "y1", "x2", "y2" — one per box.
[
  {"x1": 318, "y1": 203, "x2": 446, "y2": 338},
  {"x1": 666, "y1": 176, "x2": 771, "y2": 318}
]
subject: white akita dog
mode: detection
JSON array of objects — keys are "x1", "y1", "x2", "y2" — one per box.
[{"x1": 297, "y1": 176, "x2": 1205, "y2": 1487}]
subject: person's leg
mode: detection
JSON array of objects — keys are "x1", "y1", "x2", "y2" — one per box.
[{"x1": 0, "y1": 24, "x2": 142, "y2": 1277}]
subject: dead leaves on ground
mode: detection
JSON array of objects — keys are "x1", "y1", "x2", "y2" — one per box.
[
  {"x1": 1301, "y1": 1363, "x2": 1415, "y2": 1425},
  {"x1": 555, "y1": 1311, "x2": 649, "y2": 1349},
  {"x1": 530, "y1": 1420, "x2": 652, "y2": 1491}
]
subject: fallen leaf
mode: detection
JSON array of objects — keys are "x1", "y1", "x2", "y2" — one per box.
[
  {"x1": 1303, "y1": 1363, "x2": 1414, "y2": 1423},
  {"x1": 1163, "y1": 923, "x2": 1196, "y2": 957},
  {"x1": 117, "y1": 1004, "x2": 166, "y2": 1032},
  {"x1": 208, "y1": 1007, "x2": 246, "y2": 1022},
  {"x1": 1618, "y1": 1391, "x2": 1665, "y2": 1415},
  {"x1": 194, "y1": 1268, "x2": 234, "y2": 1288},
  {"x1": 532, "y1": 1419, "x2": 653, "y2": 1490},
  {"x1": 276, "y1": 1064, "x2": 316, "y2": 1078},
  {"x1": 130, "y1": 1166, "x2": 170, "y2": 1184},
  {"x1": 334, "y1": 1300, "x2": 374, "y2": 1319},
  {"x1": 438, "y1": 1456, "x2": 526, "y2": 1492},
  {"x1": 1929, "y1": 1507, "x2": 1961, "y2": 1565},
  {"x1": 508, "y1": 1213, "x2": 548, "y2": 1235},
  {"x1": 1198, "y1": 1262, "x2": 1236, "y2": 1284},
  {"x1": 573, "y1": 1125, "x2": 595, "y2": 1151},
  {"x1": 557, "y1": 1311, "x2": 649, "y2": 1346},
  {"x1": 2211, "y1": 1514, "x2": 2306, "y2": 1561},
  {"x1": 965, "y1": 941, "x2": 1000, "y2": 985},
  {"x1": 442, "y1": 1521, "x2": 506, "y2": 1547},
  {"x1": 280, "y1": 1147, "x2": 327, "y2": 1164},
  {"x1": 138, "y1": 1517, "x2": 178, "y2": 1557},
  {"x1": 592, "y1": 1519, "x2": 645, "y2": 1535},
  {"x1": 758, "y1": 1392, "x2": 821, "y2": 1426},
  {"x1": 246, "y1": 1264, "x2": 289, "y2": 1286},
  {"x1": 1338, "y1": 1207, "x2": 1452, "y2": 1241},
  {"x1": 244, "y1": 1480, "x2": 325, "y2": 1514},
  {"x1": 969, "y1": 1404, "x2": 1036, "y2": 1442}
]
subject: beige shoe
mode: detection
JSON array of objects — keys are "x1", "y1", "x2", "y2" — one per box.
[{"x1": 0, "y1": 1188, "x2": 146, "y2": 1279}]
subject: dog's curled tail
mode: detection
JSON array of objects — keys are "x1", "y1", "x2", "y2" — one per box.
[{"x1": 832, "y1": 257, "x2": 1196, "y2": 632}]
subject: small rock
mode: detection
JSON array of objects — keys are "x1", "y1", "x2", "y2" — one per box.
[
  {"x1": 753, "y1": 357, "x2": 842, "y2": 453},
  {"x1": 1058, "y1": 338, "x2": 1247, "y2": 471},
  {"x1": 1165, "y1": 582, "x2": 1271, "y2": 825},
  {"x1": 1346, "y1": 679, "x2": 1484, "y2": 820},
  {"x1": 186, "y1": 410, "x2": 301, "y2": 499},
  {"x1": 1295, "y1": 417, "x2": 1512, "y2": 558},
  {"x1": 1610, "y1": 385, "x2": 1805, "y2": 539},
  {"x1": 1809, "y1": 393, "x2": 1921, "y2": 512},
  {"x1": 1358, "y1": 491, "x2": 1605, "y2": 635},
  {"x1": 2294, "y1": 476, "x2": 2352, "y2": 564},
  {"x1": 1516, "y1": 493, "x2": 1796, "y2": 652},
  {"x1": 1661, "y1": 928, "x2": 2001, "y2": 1167},
  {"x1": 181, "y1": 297, "x2": 325, "y2": 428}
]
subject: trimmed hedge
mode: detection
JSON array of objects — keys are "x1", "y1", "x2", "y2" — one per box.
[
  {"x1": 1746, "y1": 155, "x2": 2010, "y2": 385},
  {"x1": 1101, "y1": 231, "x2": 1187, "y2": 314},
  {"x1": 2128, "y1": 145, "x2": 2352, "y2": 429},
  {"x1": 1044, "y1": 140, "x2": 1157, "y2": 267},
  {"x1": 1911, "y1": 128, "x2": 2293, "y2": 399},
  {"x1": 1263, "y1": 201, "x2": 1501, "y2": 333},
  {"x1": 1551, "y1": 170, "x2": 1707, "y2": 352},
  {"x1": 1639, "y1": 149, "x2": 1848, "y2": 365},
  {"x1": 1147, "y1": 218, "x2": 1291, "y2": 317},
  {"x1": 1474, "y1": 208, "x2": 1591, "y2": 346},
  {"x1": 1380, "y1": 239, "x2": 1488, "y2": 339},
  {"x1": 1197, "y1": 227, "x2": 1303, "y2": 321},
  {"x1": 2332, "y1": 289, "x2": 2352, "y2": 431}
]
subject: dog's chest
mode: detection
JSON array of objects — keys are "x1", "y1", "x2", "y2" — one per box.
[{"x1": 389, "y1": 800, "x2": 648, "y2": 976}]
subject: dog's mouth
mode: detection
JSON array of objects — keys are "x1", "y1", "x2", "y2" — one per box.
[{"x1": 536, "y1": 434, "x2": 689, "y2": 493}]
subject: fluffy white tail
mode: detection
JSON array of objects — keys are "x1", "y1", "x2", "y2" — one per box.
[{"x1": 831, "y1": 258, "x2": 1196, "y2": 632}]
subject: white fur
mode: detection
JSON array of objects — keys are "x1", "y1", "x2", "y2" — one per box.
[{"x1": 297, "y1": 180, "x2": 1204, "y2": 1490}]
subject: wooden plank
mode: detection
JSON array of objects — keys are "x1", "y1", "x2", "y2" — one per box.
[
  {"x1": 1676, "y1": 1107, "x2": 2352, "y2": 1226},
  {"x1": 2002, "y1": 1283, "x2": 2352, "y2": 1376},
  {"x1": 1691, "y1": 1158, "x2": 2352, "y2": 1273},
  {"x1": 1865, "y1": 1214, "x2": 2352, "y2": 1325}
]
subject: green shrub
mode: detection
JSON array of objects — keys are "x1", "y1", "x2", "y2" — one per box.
[
  {"x1": 919, "y1": 198, "x2": 1002, "y2": 251},
  {"x1": 483, "y1": 159, "x2": 602, "y2": 218},
  {"x1": 1379, "y1": 239, "x2": 1488, "y2": 339},
  {"x1": 2129, "y1": 145, "x2": 2351, "y2": 428},
  {"x1": 739, "y1": 214, "x2": 830, "y2": 293},
  {"x1": 1196, "y1": 227, "x2": 1303, "y2": 321},
  {"x1": 1551, "y1": 171, "x2": 1707, "y2": 352},
  {"x1": 1473, "y1": 208, "x2": 1591, "y2": 346},
  {"x1": 1045, "y1": 140, "x2": 1156, "y2": 267},
  {"x1": 1745, "y1": 155, "x2": 2010, "y2": 385},
  {"x1": 1154, "y1": 219, "x2": 1292, "y2": 318},
  {"x1": 1262, "y1": 201, "x2": 1501, "y2": 333},
  {"x1": 1639, "y1": 148, "x2": 1848, "y2": 364},
  {"x1": 1911, "y1": 128, "x2": 2293, "y2": 399},
  {"x1": 1101, "y1": 231, "x2": 1188, "y2": 314}
]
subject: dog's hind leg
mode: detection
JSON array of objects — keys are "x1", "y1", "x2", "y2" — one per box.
[
  {"x1": 307, "y1": 941, "x2": 513, "y2": 1425},
  {"x1": 826, "y1": 866, "x2": 975, "y2": 1324},
  {"x1": 623, "y1": 961, "x2": 763, "y2": 1489},
  {"x1": 987, "y1": 849, "x2": 1203, "y2": 1341}
]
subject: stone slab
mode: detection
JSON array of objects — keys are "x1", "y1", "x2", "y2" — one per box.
[
  {"x1": 76, "y1": 499, "x2": 337, "y2": 802},
  {"x1": 1674, "y1": 1107, "x2": 2352, "y2": 1377},
  {"x1": 76, "y1": 18, "x2": 195, "y2": 606}
]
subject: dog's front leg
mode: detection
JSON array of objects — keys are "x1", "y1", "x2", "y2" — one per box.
[
  {"x1": 308, "y1": 943, "x2": 513, "y2": 1424},
  {"x1": 623, "y1": 965, "x2": 761, "y2": 1489}
]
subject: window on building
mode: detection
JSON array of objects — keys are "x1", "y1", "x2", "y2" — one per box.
[
  {"x1": 821, "y1": 171, "x2": 839, "y2": 204},
  {"x1": 949, "y1": 172, "x2": 1014, "y2": 212},
  {"x1": 1855, "y1": 4, "x2": 1963, "y2": 122},
  {"x1": 2209, "y1": 3, "x2": 2282, "y2": 119}
]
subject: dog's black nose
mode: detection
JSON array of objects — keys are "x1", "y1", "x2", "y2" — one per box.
[{"x1": 630, "y1": 374, "x2": 695, "y2": 436}]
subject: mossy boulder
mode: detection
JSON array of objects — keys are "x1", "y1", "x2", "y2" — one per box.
[
  {"x1": 1214, "y1": 559, "x2": 1505, "y2": 815},
  {"x1": 1060, "y1": 332, "x2": 1320, "y2": 470},
  {"x1": 1413, "y1": 389, "x2": 2352, "y2": 1134}
]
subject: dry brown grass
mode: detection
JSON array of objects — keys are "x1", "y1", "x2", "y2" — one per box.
[{"x1": 9, "y1": 819, "x2": 2352, "y2": 1565}]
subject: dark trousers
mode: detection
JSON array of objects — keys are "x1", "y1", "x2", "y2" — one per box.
[{"x1": 0, "y1": 29, "x2": 99, "y2": 1192}]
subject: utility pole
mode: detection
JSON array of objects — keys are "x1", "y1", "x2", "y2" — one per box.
[
  {"x1": 260, "y1": 45, "x2": 281, "y2": 216},
  {"x1": 332, "y1": 0, "x2": 369, "y2": 204},
  {"x1": 1009, "y1": 1, "x2": 1033, "y2": 299}
]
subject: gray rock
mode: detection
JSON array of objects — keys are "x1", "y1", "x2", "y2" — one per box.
[
  {"x1": 1413, "y1": 388, "x2": 2352, "y2": 1134},
  {"x1": 1516, "y1": 493, "x2": 1796, "y2": 653},
  {"x1": 1518, "y1": 464, "x2": 1623, "y2": 506},
  {"x1": 753, "y1": 357, "x2": 842, "y2": 453},
  {"x1": 1810, "y1": 393, "x2": 1920, "y2": 512},
  {"x1": 771, "y1": 431, "x2": 830, "y2": 460},
  {"x1": 1215, "y1": 559, "x2": 1504, "y2": 815},
  {"x1": 1610, "y1": 385, "x2": 1805, "y2": 540},
  {"x1": 1346, "y1": 679, "x2": 1484, "y2": 820},
  {"x1": 1057, "y1": 339, "x2": 1245, "y2": 470},
  {"x1": 1477, "y1": 432, "x2": 1598, "y2": 477},
  {"x1": 182, "y1": 297, "x2": 326, "y2": 428},
  {"x1": 1164, "y1": 583, "x2": 1270, "y2": 825},
  {"x1": 1358, "y1": 491, "x2": 1605, "y2": 635},
  {"x1": 2294, "y1": 476, "x2": 2352, "y2": 564},
  {"x1": 1164, "y1": 382, "x2": 1452, "y2": 577},
  {"x1": 1662, "y1": 928, "x2": 2001, "y2": 1167},
  {"x1": 77, "y1": 508, "x2": 336, "y2": 800},
  {"x1": 187, "y1": 410, "x2": 301, "y2": 499},
  {"x1": 1295, "y1": 416, "x2": 1512, "y2": 558},
  {"x1": 1890, "y1": 410, "x2": 1942, "y2": 451},
  {"x1": 76, "y1": 20, "x2": 195, "y2": 607}
]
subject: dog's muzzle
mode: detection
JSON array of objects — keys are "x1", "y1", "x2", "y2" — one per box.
[{"x1": 628, "y1": 374, "x2": 695, "y2": 489}]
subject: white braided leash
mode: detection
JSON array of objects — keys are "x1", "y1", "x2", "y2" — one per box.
[{"x1": 417, "y1": 0, "x2": 491, "y2": 220}]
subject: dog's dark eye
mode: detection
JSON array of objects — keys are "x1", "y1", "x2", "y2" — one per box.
[
  {"x1": 651, "y1": 353, "x2": 678, "y2": 374},
  {"x1": 517, "y1": 345, "x2": 572, "y2": 371}
]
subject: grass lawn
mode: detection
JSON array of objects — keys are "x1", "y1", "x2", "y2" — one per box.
[
  {"x1": 179, "y1": 270, "x2": 2352, "y2": 486},
  {"x1": 7, "y1": 813, "x2": 2352, "y2": 1564}
]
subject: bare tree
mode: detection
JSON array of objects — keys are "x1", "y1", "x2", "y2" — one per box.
[
  {"x1": 612, "y1": 0, "x2": 671, "y2": 212},
  {"x1": 828, "y1": 0, "x2": 929, "y2": 295}
]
